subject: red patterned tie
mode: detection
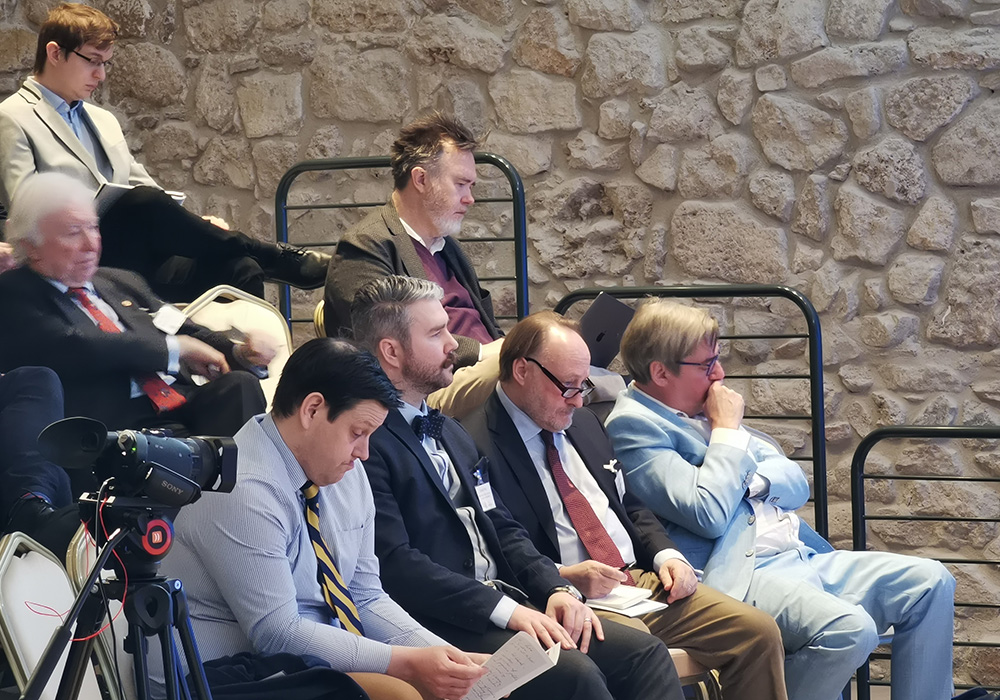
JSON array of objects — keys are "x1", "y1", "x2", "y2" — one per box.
[
  {"x1": 541, "y1": 430, "x2": 636, "y2": 585},
  {"x1": 68, "y1": 288, "x2": 187, "y2": 414}
]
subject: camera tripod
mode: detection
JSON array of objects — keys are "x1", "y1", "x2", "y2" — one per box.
[{"x1": 19, "y1": 523, "x2": 214, "y2": 700}]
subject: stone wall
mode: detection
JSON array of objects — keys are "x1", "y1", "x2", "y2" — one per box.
[{"x1": 3, "y1": 0, "x2": 1000, "y2": 685}]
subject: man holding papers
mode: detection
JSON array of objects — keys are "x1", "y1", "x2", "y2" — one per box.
[{"x1": 462, "y1": 311, "x2": 788, "y2": 700}]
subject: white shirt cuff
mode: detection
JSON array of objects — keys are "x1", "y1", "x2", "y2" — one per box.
[
  {"x1": 748, "y1": 473, "x2": 770, "y2": 498},
  {"x1": 490, "y1": 595, "x2": 518, "y2": 629},
  {"x1": 165, "y1": 335, "x2": 180, "y2": 374},
  {"x1": 709, "y1": 427, "x2": 750, "y2": 451},
  {"x1": 652, "y1": 548, "x2": 690, "y2": 573}
]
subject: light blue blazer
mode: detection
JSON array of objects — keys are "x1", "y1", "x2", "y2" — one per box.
[{"x1": 606, "y1": 384, "x2": 826, "y2": 601}]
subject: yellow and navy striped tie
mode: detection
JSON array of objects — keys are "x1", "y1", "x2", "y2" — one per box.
[{"x1": 301, "y1": 481, "x2": 365, "y2": 635}]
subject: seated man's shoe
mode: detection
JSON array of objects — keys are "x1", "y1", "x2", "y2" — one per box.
[{"x1": 259, "y1": 243, "x2": 331, "y2": 289}]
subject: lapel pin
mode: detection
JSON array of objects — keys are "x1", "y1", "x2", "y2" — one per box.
[
  {"x1": 121, "y1": 300, "x2": 133, "y2": 307},
  {"x1": 603, "y1": 459, "x2": 620, "y2": 473}
]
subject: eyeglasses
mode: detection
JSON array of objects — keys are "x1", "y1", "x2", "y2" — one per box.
[
  {"x1": 525, "y1": 357, "x2": 595, "y2": 399},
  {"x1": 67, "y1": 48, "x2": 113, "y2": 71},
  {"x1": 677, "y1": 353, "x2": 720, "y2": 377}
]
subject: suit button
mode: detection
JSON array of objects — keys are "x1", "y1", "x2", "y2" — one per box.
[
  {"x1": 463, "y1": 559, "x2": 474, "y2": 569},
  {"x1": 748, "y1": 515, "x2": 756, "y2": 525},
  {"x1": 745, "y1": 549, "x2": 754, "y2": 557}
]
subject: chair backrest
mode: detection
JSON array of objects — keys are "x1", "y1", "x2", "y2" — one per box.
[
  {"x1": 181, "y1": 285, "x2": 294, "y2": 408},
  {"x1": 0, "y1": 532, "x2": 103, "y2": 700}
]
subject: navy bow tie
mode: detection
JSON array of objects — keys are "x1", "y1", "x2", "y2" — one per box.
[{"x1": 411, "y1": 409, "x2": 445, "y2": 441}]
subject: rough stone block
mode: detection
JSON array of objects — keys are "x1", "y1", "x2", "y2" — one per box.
[
  {"x1": 108, "y1": 43, "x2": 187, "y2": 108},
  {"x1": 259, "y1": 32, "x2": 316, "y2": 66},
  {"x1": 0, "y1": 28, "x2": 37, "y2": 71},
  {"x1": 749, "y1": 170, "x2": 795, "y2": 222},
  {"x1": 755, "y1": 64, "x2": 787, "y2": 91},
  {"x1": 670, "y1": 202, "x2": 789, "y2": 284},
  {"x1": 972, "y1": 8, "x2": 1000, "y2": 24},
  {"x1": 913, "y1": 395, "x2": 958, "y2": 425},
  {"x1": 895, "y1": 443, "x2": 962, "y2": 475},
  {"x1": 861, "y1": 311, "x2": 919, "y2": 347},
  {"x1": 194, "y1": 56, "x2": 236, "y2": 132},
  {"x1": 512, "y1": 7, "x2": 582, "y2": 78},
  {"x1": 831, "y1": 186, "x2": 906, "y2": 265},
  {"x1": 409, "y1": 15, "x2": 507, "y2": 74},
  {"x1": 312, "y1": 0, "x2": 417, "y2": 31},
  {"x1": 677, "y1": 134, "x2": 757, "y2": 199},
  {"x1": 310, "y1": 47, "x2": 410, "y2": 122},
  {"x1": 675, "y1": 26, "x2": 733, "y2": 72},
  {"x1": 839, "y1": 365, "x2": 874, "y2": 392},
  {"x1": 716, "y1": 69, "x2": 753, "y2": 125},
  {"x1": 456, "y1": 0, "x2": 514, "y2": 25},
  {"x1": 603, "y1": 181, "x2": 653, "y2": 229},
  {"x1": 907, "y1": 196, "x2": 958, "y2": 251},
  {"x1": 483, "y1": 132, "x2": 553, "y2": 176},
  {"x1": 184, "y1": 0, "x2": 257, "y2": 52},
  {"x1": 193, "y1": 136, "x2": 254, "y2": 190},
  {"x1": 143, "y1": 122, "x2": 199, "y2": 163},
  {"x1": 566, "y1": 130, "x2": 627, "y2": 171},
  {"x1": 909, "y1": 27, "x2": 1000, "y2": 70},
  {"x1": 789, "y1": 42, "x2": 907, "y2": 89},
  {"x1": 252, "y1": 139, "x2": 299, "y2": 198},
  {"x1": 566, "y1": 0, "x2": 644, "y2": 31},
  {"x1": 825, "y1": 0, "x2": 893, "y2": 41},
  {"x1": 489, "y1": 69, "x2": 583, "y2": 134},
  {"x1": 852, "y1": 136, "x2": 927, "y2": 205},
  {"x1": 580, "y1": 26, "x2": 673, "y2": 98},
  {"x1": 645, "y1": 82, "x2": 722, "y2": 143},
  {"x1": 791, "y1": 174, "x2": 830, "y2": 241},
  {"x1": 928, "y1": 235, "x2": 1000, "y2": 346},
  {"x1": 634, "y1": 144, "x2": 678, "y2": 191},
  {"x1": 736, "y1": 0, "x2": 828, "y2": 67},
  {"x1": 887, "y1": 253, "x2": 945, "y2": 305},
  {"x1": 752, "y1": 95, "x2": 848, "y2": 171},
  {"x1": 262, "y1": 0, "x2": 309, "y2": 31},
  {"x1": 932, "y1": 98, "x2": 1000, "y2": 186},
  {"x1": 237, "y1": 72, "x2": 303, "y2": 138},
  {"x1": 653, "y1": 0, "x2": 743, "y2": 22},
  {"x1": 792, "y1": 242, "x2": 823, "y2": 272},
  {"x1": 598, "y1": 99, "x2": 631, "y2": 140},
  {"x1": 885, "y1": 75, "x2": 977, "y2": 141},
  {"x1": 900, "y1": 0, "x2": 965, "y2": 17},
  {"x1": 971, "y1": 197, "x2": 1000, "y2": 234},
  {"x1": 844, "y1": 87, "x2": 881, "y2": 140}
]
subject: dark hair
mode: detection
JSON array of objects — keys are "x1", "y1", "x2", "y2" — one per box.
[
  {"x1": 272, "y1": 338, "x2": 400, "y2": 421},
  {"x1": 34, "y1": 3, "x2": 119, "y2": 75},
  {"x1": 351, "y1": 276, "x2": 443, "y2": 352},
  {"x1": 390, "y1": 112, "x2": 477, "y2": 191},
  {"x1": 499, "y1": 311, "x2": 581, "y2": 382}
]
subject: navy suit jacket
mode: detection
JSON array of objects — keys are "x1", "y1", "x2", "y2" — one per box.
[
  {"x1": 364, "y1": 408, "x2": 568, "y2": 635},
  {"x1": 0, "y1": 266, "x2": 235, "y2": 430},
  {"x1": 462, "y1": 393, "x2": 677, "y2": 572}
]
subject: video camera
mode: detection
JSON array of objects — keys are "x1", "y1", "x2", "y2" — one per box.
[{"x1": 38, "y1": 417, "x2": 236, "y2": 572}]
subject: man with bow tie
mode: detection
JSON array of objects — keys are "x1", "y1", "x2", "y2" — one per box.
[
  {"x1": 461, "y1": 310, "x2": 787, "y2": 700},
  {"x1": 352, "y1": 276, "x2": 685, "y2": 700}
]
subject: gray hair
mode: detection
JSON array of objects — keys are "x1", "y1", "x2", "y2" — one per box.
[
  {"x1": 6, "y1": 173, "x2": 96, "y2": 261},
  {"x1": 621, "y1": 299, "x2": 719, "y2": 384},
  {"x1": 351, "y1": 275, "x2": 444, "y2": 351}
]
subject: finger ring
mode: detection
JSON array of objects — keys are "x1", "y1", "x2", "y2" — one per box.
[{"x1": 584, "y1": 617, "x2": 592, "y2": 623}]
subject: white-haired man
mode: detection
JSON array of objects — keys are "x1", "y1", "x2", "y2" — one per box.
[{"x1": 606, "y1": 299, "x2": 956, "y2": 700}]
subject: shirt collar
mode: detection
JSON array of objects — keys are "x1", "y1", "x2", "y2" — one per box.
[
  {"x1": 399, "y1": 216, "x2": 447, "y2": 255},
  {"x1": 47, "y1": 278, "x2": 95, "y2": 295},
  {"x1": 397, "y1": 399, "x2": 430, "y2": 427},
  {"x1": 258, "y1": 412, "x2": 310, "y2": 493},
  {"x1": 495, "y1": 384, "x2": 564, "y2": 445},
  {"x1": 29, "y1": 76, "x2": 84, "y2": 118},
  {"x1": 630, "y1": 382, "x2": 705, "y2": 422}
]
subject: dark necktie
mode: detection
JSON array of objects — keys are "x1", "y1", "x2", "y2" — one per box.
[
  {"x1": 541, "y1": 430, "x2": 636, "y2": 586},
  {"x1": 68, "y1": 287, "x2": 186, "y2": 414},
  {"x1": 411, "y1": 408, "x2": 445, "y2": 441},
  {"x1": 301, "y1": 481, "x2": 365, "y2": 635}
]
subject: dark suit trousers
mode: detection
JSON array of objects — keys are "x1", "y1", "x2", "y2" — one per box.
[
  {"x1": 423, "y1": 615, "x2": 683, "y2": 700},
  {"x1": 99, "y1": 186, "x2": 265, "y2": 301}
]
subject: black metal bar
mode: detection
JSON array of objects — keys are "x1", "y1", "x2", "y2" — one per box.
[
  {"x1": 552, "y1": 284, "x2": 827, "y2": 538},
  {"x1": 273, "y1": 152, "x2": 529, "y2": 326}
]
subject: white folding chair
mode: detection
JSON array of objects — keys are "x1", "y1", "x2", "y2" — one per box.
[
  {"x1": 670, "y1": 648, "x2": 723, "y2": 700},
  {"x1": 180, "y1": 285, "x2": 293, "y2": 408},
  {"x1": 0, "y1": 532, "x2": 105, "y2": 700}
]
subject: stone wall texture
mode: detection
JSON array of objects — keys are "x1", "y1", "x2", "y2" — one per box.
[{"x1": 3, "y1": 0, "x2": 999, "y2": 685}]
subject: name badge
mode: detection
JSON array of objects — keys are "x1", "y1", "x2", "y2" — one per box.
[
  {"x1": 152, "y1": 304, "x2": 186, "y2": 335},
  {"x1": 475, "y1": 482, "x2": 497, "y2": 511}
]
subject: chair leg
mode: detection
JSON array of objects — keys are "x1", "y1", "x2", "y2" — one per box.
[{"x1": 857, "y1": 661, "x2": 871, "y2": 700}]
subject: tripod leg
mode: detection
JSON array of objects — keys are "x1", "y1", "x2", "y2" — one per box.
[
  {"x1": 54, "y1": 585, "x2": 104, "y2": 700},
  {"x1": 169, "y1": 581, "x2": 214, "y2": 700}
]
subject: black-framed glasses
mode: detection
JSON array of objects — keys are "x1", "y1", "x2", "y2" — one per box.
[
  {"x1": 525, "y1": 357, "x2": 595, "y2": 399},
  {"x1": 67, "y1": 48, "x2": 112, "y2": 71},
  {"x1": 677, "y1": 353, "x2": 720, "y2": 377}
]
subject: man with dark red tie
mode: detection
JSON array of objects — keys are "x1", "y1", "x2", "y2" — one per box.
[
  {"x1": 0, "y1": 171, "x2": 271, "y2": 437},
  {"x1": 461, "y1": 310, "x2": 788, "y2": 700}
]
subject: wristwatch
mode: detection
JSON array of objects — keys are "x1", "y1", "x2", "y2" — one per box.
[{"x1": 548, "y1": 584, "x2": 586, "y2": 603}]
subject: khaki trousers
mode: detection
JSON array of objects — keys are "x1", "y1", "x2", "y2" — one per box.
[
  {"x1": 348, "y1": 673, "x2": 427, "y2": 700},
  {"x1": 596, "y1": 572, "x2": 789, "y2": 700}
]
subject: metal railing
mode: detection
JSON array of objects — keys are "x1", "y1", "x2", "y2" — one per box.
[
  {"x1": 273, "y1": 153, "x2": 529, "y2": 330},
  {"x1": 851, "y1": 425, "x2": 1000, "y2": 699},
  {"x1": 553, "y1": 284, "x2": 828, "y2": 539}
]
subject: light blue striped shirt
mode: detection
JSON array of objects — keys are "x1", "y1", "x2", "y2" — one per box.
[{"x1": 150, "y1": 413, "x2": 444, "y2": 692}]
